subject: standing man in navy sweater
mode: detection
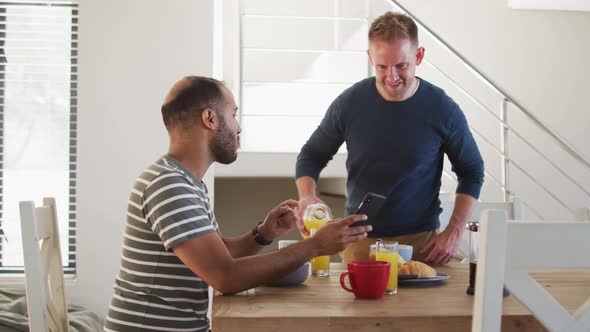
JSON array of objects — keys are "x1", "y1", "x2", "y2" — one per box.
[{"x1": 295, "y1": 12, "x2": 484, "y2": 265}]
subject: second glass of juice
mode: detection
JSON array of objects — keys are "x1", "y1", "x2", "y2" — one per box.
[
  {"x1": 375, "y1": 240, "x2": 399, "y2": 294},
  {"x1": 303, "y1": 204, "x2": 331, "y2": 277}
]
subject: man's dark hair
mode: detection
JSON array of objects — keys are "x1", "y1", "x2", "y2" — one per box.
[
  {"x1": 369, "y1": 12, "x2": 418, "y2": 45},
  {"x1": 161, "y1": 76, "x2": 226, "y2": 128}
]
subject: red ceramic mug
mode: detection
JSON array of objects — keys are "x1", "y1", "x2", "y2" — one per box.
[{"x1": 340, "y1": 260, "x2": 390, "y2": 299}]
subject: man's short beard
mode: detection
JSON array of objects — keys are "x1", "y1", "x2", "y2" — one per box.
[{"x1": 211, "y1": 114, "x2": 237, "y2": 165}]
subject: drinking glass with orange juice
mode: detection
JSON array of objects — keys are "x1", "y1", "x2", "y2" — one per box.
[
  {"x1": 375, "y1": 240, "x2": 399, "y2": 294},
  {"x1": 303, "y1": 204, "x2": 331, "y2": 276}
]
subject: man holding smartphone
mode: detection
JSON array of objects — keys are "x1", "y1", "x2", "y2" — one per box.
[
  {"x1": 105, "y1": 76, "x2": 372, "y2": 332},
  {"x1": 295, "y1": 12, "x2": 484, "y2": 265}
]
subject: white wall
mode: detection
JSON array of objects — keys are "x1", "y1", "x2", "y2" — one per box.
[{"x1": 75, "y1": 0, "x2": 216, "y2": 317}]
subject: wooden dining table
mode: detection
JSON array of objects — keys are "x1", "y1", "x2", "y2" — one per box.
[{"x1": 212, "y1": 263, "x2": 590, "y2": 332}]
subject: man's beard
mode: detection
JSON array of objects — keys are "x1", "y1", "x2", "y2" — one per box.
[{"x1": 211, "y1": 115, "x2": 238, "y2": 165}]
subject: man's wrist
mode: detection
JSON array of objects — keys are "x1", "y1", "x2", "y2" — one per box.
[
  {"x1": 252, "y1": 221, "x2": 273, "y2": 246},
  {"x1": 299, "y1": 193, "x2": 316, "y2": 200},
  {"x1": 300, "y1": 195, "x2": 320, "y2": 204},
  {"x1": 447, "y1": 217, "x2": 466, "y2": 233},
  {"x1": 303, "y1": 236, "x2": 322, "y2": 257}
]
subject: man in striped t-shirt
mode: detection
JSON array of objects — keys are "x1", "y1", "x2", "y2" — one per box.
[{"x1": 105, "y1": 76, "x2": 372, "y2": 332}]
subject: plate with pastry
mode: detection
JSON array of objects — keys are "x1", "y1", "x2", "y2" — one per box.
[
  {"x1": 397, "y1": 260, "x2": 449, "y2": 285},
  {"x1": 398, "y1": 272, "x2": 449, "y2": 285}
]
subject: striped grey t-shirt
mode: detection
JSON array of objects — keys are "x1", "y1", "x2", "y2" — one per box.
[{"x1": 105, "y1": 156, "x2": 219, "y2": 332}]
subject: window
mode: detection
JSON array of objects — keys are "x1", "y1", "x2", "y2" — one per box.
[
  {"x1": 238, "y1": 0, "x2": 371, "y2": 152},
  {"x1": 0, "y1": 0, "x2": 78, "y2": 274}
]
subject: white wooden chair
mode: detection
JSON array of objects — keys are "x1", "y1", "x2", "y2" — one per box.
[
  {"x1": 472, "y1": 209, "x2": 590, "y2": 332},
  {"x1": 439, "y1": 197, "x2": 524, "y2": 260},
  {"x1": 19, "y1": 197, "x2": 69, "y2": 332}
]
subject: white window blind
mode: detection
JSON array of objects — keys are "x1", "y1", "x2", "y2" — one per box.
[
  {"x1": 240, "y1": 0, "x2": 371, "y2": 152},
  {"x1": 0, "y1": 0, "x2": 78, "y2": 274}
]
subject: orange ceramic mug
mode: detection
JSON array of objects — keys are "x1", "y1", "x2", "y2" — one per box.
[{"x1": 339, "y1": 260, "x2": 390, "y2": 299}]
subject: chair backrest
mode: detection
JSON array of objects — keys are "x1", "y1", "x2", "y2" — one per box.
[
  {"x1": 19, "y1": 197, "x2": 69, "y2": 332},
  {"x1": 575, "y1": 207, "x2": 590, "y2": 221},
  {"x1": 439, "y1": 198, "x2": 524, "y2": 260},
  {"x1": 472, "y1": 209, "x2": 590, "y2": 332}
]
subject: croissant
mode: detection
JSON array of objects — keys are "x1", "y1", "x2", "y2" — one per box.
[{"x1": 398, "y1": 260, "x2": 436, "y2": 278}]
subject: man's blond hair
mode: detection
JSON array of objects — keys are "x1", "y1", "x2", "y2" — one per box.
[{"x1": 369, "y1": 12, "x2": 418, "y2": 45}]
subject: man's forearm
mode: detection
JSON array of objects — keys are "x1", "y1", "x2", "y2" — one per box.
[
  {"x1": 219, "y1": 240, "x2": 319, "y2": 294},
  {"x1": 296, "y1": 176, "x2": 318, "y2": 199},
  {"x1": 175, "y1": 232, "x2": 320, "y2": 295},
  {"x1": 447, "y1": 193, "x2": 477, "y2": 232},
  {"x1": 222, "y1": 224, "x2": 269, "y2": 258}
]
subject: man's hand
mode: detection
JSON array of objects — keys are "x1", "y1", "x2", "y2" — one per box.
[
  {"x1": 258, "y1": 199, "x2": 300, "y2": 240},
  {"x1": 295, "y1": 196, "x2": 332, "y2": 237},
  {"x1": 420, "y1": 226, "x2": 463, "y2": 265},
  {"x1": 309, "y1": 214, "x2": 371, "y2": 255},
  {"x1": 421, "y1": 193, "x2": 476, "y2": 265}
]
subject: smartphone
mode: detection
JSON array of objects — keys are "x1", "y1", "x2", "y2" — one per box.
[{"x1": 349, "y1": 192, "x2": 387, "y2": 227}]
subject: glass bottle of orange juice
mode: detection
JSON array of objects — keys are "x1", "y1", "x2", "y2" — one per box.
[{"x1": 303, "y1": 203, "x2": 331, "y2": 276}]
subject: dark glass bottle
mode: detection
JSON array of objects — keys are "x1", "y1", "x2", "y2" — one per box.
[{"x1": 466, "y1": 221, "x2": 509, "y2": 297}]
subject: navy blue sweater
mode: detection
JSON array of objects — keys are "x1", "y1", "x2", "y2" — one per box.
[{"x1": 296, "y1": 77, "x2": 484, "y2": 237}]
